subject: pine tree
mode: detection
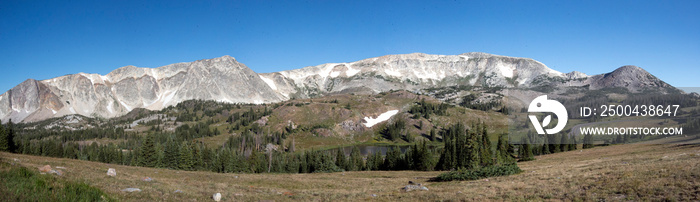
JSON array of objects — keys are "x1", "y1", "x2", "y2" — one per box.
[
  {"x1": 383, "y1": 146, "x2": 401, "y2": 170},
  {"x1": 178, "y1": 142, "x2": 194, "y2": 170},
  {"x1": 0, "y1": 124, "x2": 8, "y2": 152},
  {"x1": 560, "y1": 133, "x2": 570, "y2": 152},
  {"x1": 139, "y1": 134, "x2": 158, "y2": 167},
  {"x1": 519, "y1": 137, "x2": 534, "y2": 161},
  {"x1": 436, "y1": 123, "x2": 463, "y2": 170},
  {"x1": 335, "y1": 149, "x2": 347, "y2": 170},
  {"x1": 6, "y1": 120, "x2": 16, "y2": 152},
  {"x1": 349, "y1": 147, "x2": 364, "y2": 171},
  {"x1": 299, "y1": 151, "x2": 309, "y2": 173},
  {"x1": 0, "y1": 121, "x2": 16, "y2": 153},
  {"x1": 192, "y1": 144, "x2": 204, "y2": 170},
  {"x1": 465, "y1": 129, "x2": 480, "y2": 169},
  {"x1": 479, "y1": 123, "x2": 493, "y2": 166},
  {"x1": 548, "y1": 134, "x2": 560, "y2": 153},
  {"x1": 163, "y1": 138, "x2": 179, "y2": 169},
  {"x1": 413, "y1": 141, "x2": 434, "y2": 171},
  {"x1": 403, "y1": 146, "x2": 414, "y2": 170},
  {"x1": 496, "y1": 134, "x2": 514, "y2": 165},
  {"x1": 154, "y1": 143, "x2": 165, "y2": 168},
  {"x1": 568, "y1": 137, "x2": 577, "y2": 151},
  {"x1": 583, "y1": 134, "x2": 594, "y2": 149},
  {"x1": 430, "y1": 129, "x2": 436, "y2": 141},
  {"x1": 542, "y1": 136, "x2": 551, "y2": 154}
]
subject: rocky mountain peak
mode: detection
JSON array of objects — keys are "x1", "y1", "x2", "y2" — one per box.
[
  {"x1": 588, "y1": 65, "x2": 671, "y2": 92},
  {"x1": 565, "y1": 71, "x2": 588, "y2": 79}
]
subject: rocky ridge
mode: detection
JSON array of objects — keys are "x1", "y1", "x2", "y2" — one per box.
[{"x1": 0, "y1": 53, "x2": 675, "y2": 123}]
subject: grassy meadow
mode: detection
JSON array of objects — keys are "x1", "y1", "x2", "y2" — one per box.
[{"x1": 2, "y1": 136, "x2": 698, "y2": 201}]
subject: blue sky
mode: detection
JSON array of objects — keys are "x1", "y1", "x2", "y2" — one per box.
[{"x1": 1, "y1": 0, "x2": 699, "y2": 93}]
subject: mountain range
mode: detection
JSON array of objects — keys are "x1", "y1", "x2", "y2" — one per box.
[{"x1": 0, "y1": 52, "x2": 675, "y2": 123}]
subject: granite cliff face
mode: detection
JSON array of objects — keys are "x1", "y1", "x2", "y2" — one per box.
[
  {"x1": 260, "y1": 52, "x2": 564, "y2": 97},
  {"x1": 0, "y1": 56, "x2": 283, "y2": 123},
  {"x1": 0, "y1": 53, "x2": 675, "y2": 123}
]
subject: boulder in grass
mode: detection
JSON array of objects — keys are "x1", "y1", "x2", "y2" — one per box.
[
  {"x1": 107, "y1": 168, "x2": 116, "y2": 177},
  {"x1": 213, "y1": 193, "x2": 222, "y2": 201},
  {"x1": 38, "y1": 165, "x2": 52, "y2": 173},
  {"x1": 401, "y1": 183, "x2": 429, "y2": 192},
  {"x1": 121, "y1": 188, "x2": 141, "y2": 192},
  {"x1": 48, "y1": 169, "x2": 63, "y2": 176}
]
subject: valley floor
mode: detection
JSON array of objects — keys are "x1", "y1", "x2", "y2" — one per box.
[{"x1": 2, "y1": 137, "x2": 700, "y2": 201}]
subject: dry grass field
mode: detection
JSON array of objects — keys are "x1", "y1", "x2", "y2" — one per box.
[{"x1": 2, "y1": 137, "x2": 699, "y2": 201}]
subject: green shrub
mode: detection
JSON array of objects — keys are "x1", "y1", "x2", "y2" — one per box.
[{"x1": 434, "y1": 163, "x2": 522, "y2": 181}]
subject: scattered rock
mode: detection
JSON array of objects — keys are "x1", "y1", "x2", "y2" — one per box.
[
  {"x1": 38, "y1": 165, "x2": 52, "y2": 172},
  {"x1": 402, "y1": 184, "x2": 428, "y2": 192},
  {"x1": 121, "y1": 188, "x2": 141, "y2": 192},
  {"x1": 174, "y1": 190, "x2": 183, "y2": 194},
  {"x1": 234, "y1": 176, "x2": 238, "y2": 179},
  {"x1": 287, "y1": 120, "x2": 297, "y2": 130},
  {"x1": 340, "y1": 120, "x2": 364, "y2": 131},
  {"x1": 142, "y1": 177, "x2": 153, "y2": 182},
  {"x1": 484, "y1": 179, "x2": 489, "y2": 182},
  {"x1": 265, "y1": 143, "x2": 279, "y2": 152},
  {"x1": 48, "y1": 169, "x2": 63, "y2": 176},
  {"x1": 371, "y1": 194, "x2": 377, "y2": 197},
  {"x1": 55, "y1": 166, "x2": 67, "y2": 170},
  {"x1": 107, "y1": 168, "x2": 116, "y2": 177},
  {"x1": 212, "y1": 193, "x2": 222, "y2": 201},
  {"x1": 408, "y1": 181, "x2": 415, "y2": 185},
  {"x1": 255, "y1": 116, "x2": 269, "y2": 126}
]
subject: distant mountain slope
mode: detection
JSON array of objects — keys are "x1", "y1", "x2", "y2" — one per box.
[
  {"x1": 0, "y1": 53, "x2": 677, "y2": 123},
  {"x1": 0, "y1": 56, "x2": 283, "y2": 123},
  {"x1": 260, "y1": 52, "x2": 564, "y2": 97}
]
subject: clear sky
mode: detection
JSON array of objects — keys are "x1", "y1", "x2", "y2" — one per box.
[{"x1": 1, "y1": 0, "x2": 699, "y2": 93}]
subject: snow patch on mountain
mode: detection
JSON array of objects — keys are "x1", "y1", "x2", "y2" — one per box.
[
  {"x1": 498, "y1": 64, "x2": 514, "y2": 78},
  {"x1": 363, "y1": 110, "x2": 399, "y2": 127},
  {"x1": 384, "y1": 69, "x2": 402, "y2": 77},
  {"x1": 260, "y1": 75, "x2": 277, "y2": 90},
  {"x1": 100, "y1": 75, "x2": 110, "y2": 82},
  {"x1": 346, "y1": 66, "x2": 360, "y2": 77},
  {"x1": 80, "y1": 73, "x2": 95, "y2": 85}
]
